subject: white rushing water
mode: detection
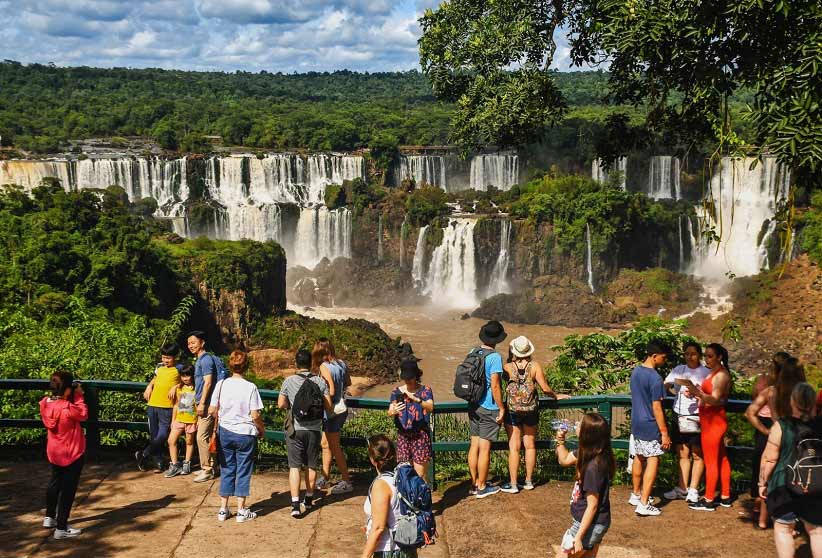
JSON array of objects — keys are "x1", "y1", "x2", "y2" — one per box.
[
  {"x1": 411, "y1": 225, "x2": 429, "y2": 290},
  {"x1": 423, "y1": 219, "x2": 478, "y2": 308},
  {"x1": 469, "y1": 153, "x2": 519, "y2": 191},
  {"x1": 689, "y1": 156, "x2": 790, "y2": 282},
  {"x1": 290, "y1": 206, "x2": 352, "y2": 269},
  {"x1": 395, "y1": 155, "x2": 447, "y2": 190},
  {"x1": 591, "y1": 157, "x2": 627, "y2": 189},
  {"x1": 487, "y1": 219, "x2": 512, "y2": 296},
  {"x1": 585, "y1": 223, "x2": 595, "y2": 293},
  {"x1": 647, "y1": 156, "x2": 681, "y2": 200}
]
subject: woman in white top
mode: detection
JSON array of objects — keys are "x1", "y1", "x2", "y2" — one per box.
[
  {"x1": 362, "y1": 434, "x2": 416, "y2": 558},
  {"x1": 209, "y1": 351, "x2": 265, "y2": 523},
  {"x1": 663, "y1": 341, "x2": 710, "y2": 503}
]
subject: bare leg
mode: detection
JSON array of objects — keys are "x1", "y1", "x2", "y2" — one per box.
[
  {"x1": 321, "y1": 432, "x2": 332, "y2": 479},
  {"x1": 802, "y1": 519, "x2": 822, "y2": 558},
  {"x1": 641, "y1": 456, "x2": 659, "y2": 505},
  {"x1": 184, "y1": 433, "x2": 196, "y2": 462},
  {"x1": 237, "y1": 496, "x2": 247, "y2": 511},
  {"x1": 307, "y1": 468, "x2": 317, "y2": 493},
  {"x1": 689, "y1": 444, "x2": 704, "y2": 490},
  {"x1": 506, "y1": 423, "x2": 521, "y2": 486},
  {"x1": 168, "y1": 429, "x2": 181, "y2": 463},
  {"x1": 773, "y1": 521, "x2": 796, "y2": 558},
  {"x1": 477, "y1": 438, "x2": 492, "y2": 489},
  {"x1": 676, "y1": 444, "x2": 691, "y2": 490},
  {"x1": 468, "y1": 436, "x2": 480, "y2": 488},
  {"x1": 413, "y1": 461, "x2": 428, "y2": 480},
  {"x1": 632, "y1": 455, "x2": 646, "y2": 496},
  {"x1": 288, "y1": 468, "x2": 301, "y2": 499},
  {"x1": 220, "y1": 495, "x2": 229, "y2": 510},
  {"x1": 523, "y1": 424, "x2": 537, "y2": 483},
  {"x1": 328, "y1": 432, "x2": 350, "y2": 482}
]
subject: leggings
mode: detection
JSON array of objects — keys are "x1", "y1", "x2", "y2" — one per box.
[
  {"x1": 46, "y1": 455, "x2": 85, "y2": 530},
  {"x1": 701, "y1": 409, "x2": 731, "y2": 501}
]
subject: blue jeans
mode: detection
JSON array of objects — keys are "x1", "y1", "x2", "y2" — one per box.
[
  {"x1": 143, "y1": 406, "x2": 172, "y2": 461},
  {"x1": 218, "y1": 427, "x2": 256, "y2": 497}
]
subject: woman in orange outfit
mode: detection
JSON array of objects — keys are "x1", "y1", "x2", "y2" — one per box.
[{"x1": 689, "y1": 343, "x2": 732, "y2": 511}]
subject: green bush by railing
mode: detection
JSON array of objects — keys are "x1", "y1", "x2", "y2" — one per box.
[{"x1": 0, "y1": 379, "x2": 754, "y2": 489}]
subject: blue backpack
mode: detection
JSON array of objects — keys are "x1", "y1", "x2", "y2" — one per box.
[
  {"x1": 392, "y1": 463, "x2": 436, "y2": 549},
  {"x1": 206, "y1": 353, "x2": 230, "y2": 382}
]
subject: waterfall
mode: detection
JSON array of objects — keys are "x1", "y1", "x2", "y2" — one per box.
[
  {"x1": 423, "y1": 219, "x2": 478, "y2": 308},
  {"x1": 395, "y1": 155, "x2": 447, "y2": 189},
  {"x1": 591, "y1": 157, "x2": 627, "y2": 189},
  {"x1": 469, "y1": 153, "x2": 519, "y2": 191},
  {"x1": 487, "y1": 220, "x2": 512, "y2": 296},
  {"x1": 399, "y1": 216, "x2": 408, "y2": 269},
  {"x1": 0, "y1": 159, "x2": 73, "y2": 191},
  {"x1": 306, "y1": 154, "x2": 364, "y2": 205},
  {"x1": 411, "y1": 225, "x2": 429, "y2": 290},
  {"x1": 689, "y1": 156, "x2": 790, "y2": 281},
  {"x1": 678, "y1": 215, "x2": 685, "y2": 272},
  {"x1": 291, "y1": 207, "x2": 352, "y2": 269},
  {"x1": 647, "y1": 156, "x2": 681, "y2": 200},
  {"x1": 377, "y1": 214, "x2": 384, "y2": 263},
  {"x1": 586, "y1": 223, "x2": 595, "y2": 293}
]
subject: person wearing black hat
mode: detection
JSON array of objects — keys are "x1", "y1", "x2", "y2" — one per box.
[
  {"x1": 468, "y1": 320, "x2": 507, "y2": 499},
  {"x1": 388, "y1": 359, "x2": 434, "y2": 480}
]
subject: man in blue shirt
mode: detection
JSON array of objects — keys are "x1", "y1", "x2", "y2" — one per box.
[
  {"x1": 629, "y1": 340, "x2": 672, "y2": 516},
  {"x1": 188, "y1": 331, "x2": 219, "y2": 483},
  {"x1": 468, "y1": 321, "x2": 507, "y2": 499}
]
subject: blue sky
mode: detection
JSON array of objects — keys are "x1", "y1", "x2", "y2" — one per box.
[{"x1": 0, "y1": 0, "x2": 575, "y2": 72}]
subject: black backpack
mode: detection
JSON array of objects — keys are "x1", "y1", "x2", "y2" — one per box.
[
  {"x1": 291, "y1": 373, "x2": 324, "y2": 423},
  {"x1": 788, "y1": 420, "x2": 822, "y2": 497},
  {"x1": 453, "y1": 348, "x2": 491, "y2": 404}
]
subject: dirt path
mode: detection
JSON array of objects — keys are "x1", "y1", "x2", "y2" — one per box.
[{"x1": 0, "y1": 460, "x2": 793, "y2": 558}]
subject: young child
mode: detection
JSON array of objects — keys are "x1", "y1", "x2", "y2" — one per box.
[
  {"x1": 556, "y1": 413, "x2": 615, "y2": 558},
  {"x1": 137, "y1": 343, "x2": 181, "y2": 472},
  {"x1": 165, "y1": 365, "x2": 197, "y2": 477}
]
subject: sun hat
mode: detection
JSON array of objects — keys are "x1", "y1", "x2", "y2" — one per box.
[
  {"x1": 479, "y1": 320, "x2": 507, "y2": 346},
  {"x1": 399, "y1": 359, "x2": 422, "y2": 380},
  {"x1": 509, "y1": 336, "x2": 535, "y2": 358}
]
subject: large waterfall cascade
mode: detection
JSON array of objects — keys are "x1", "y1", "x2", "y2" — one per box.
[
  {"x1": 395, "y1": 155, "x2": 448, "y2": 190},
  {"x1": 487, "y1": 220, "x2": 512, "y2": 297},
  {"x1": 469, "y1": 153, "x2": 519, "y2": 191},
  {"x1": 422, "y1": 219, "x2": 479, "y2": 309},
  {"x1": 591, "y1": 157, "x2": 627, "y2": 190},
  {"x1": 689, "y1": 156, "x2": 790, "y2": 282},
  {"x1": 395, "y1": 152, "x2": 519, "y2": 193}
]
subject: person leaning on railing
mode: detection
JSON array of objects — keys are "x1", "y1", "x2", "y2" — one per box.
[{"x1": 39, "y1": 371, "x2": 88, "y2": 540}]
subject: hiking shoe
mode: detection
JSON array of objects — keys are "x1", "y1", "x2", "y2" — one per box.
[
  {"x1": 685, "y1": 488, "x2": 699, "y2": 503},
  {"x1": 476, "y1": 485, "x2": 501, "y2": 499},
  {"x1": 236, "y1": 508, "x2": 257, "y2": 523},
  {"x1": 43, "y1": 517, "x2": 56, "y2": 528},
  {"x1": 522, "y1": 480, "x2": 535, "y2": 491},
  {"x1": 193, "y1": 469, "x2": 214, "y2": 483},
  {"x1": 315, "y1": 476, "x2": 328, "y2": 490},
  {"x1": 153, "y1": 457, "x2": 165, "y2": 473},
  {"x1": 164, "y1": 462, "x2": 183, "y2": 478},
  {"x1": 719, "y1": 497, "x2": 733, "y2": 508},
  {"x1": 290, "y1": 502, "x2": 303, "y2": 518},
  {"x1": 628, "y1": 493, "x2": 655, "y2": 506},
  {"x1": 330, "y1": 480, "x2": 353, "y2": 494},
  {"x1": 303, "y1": 494, "x2": 314, "y2": 509},
  {"x1": 500, "y1": 482, "x2": 519, "y2": 494},
  {"x1": 53, "y1": 527, "x2": 82, "y2": 539},
  {"x1": 469, "y1": 485, "x2": 478, "y2": 496},
  {"x1": 664, "y1": 487, "x2": 687, "y2": 500},
  {"x1": 635, "y1": 503, "x2": 662, "y2": 516},
  {"x1": 181, "y1": 461, "x2": 192, "y2": 475},
  {"x1": 135, "y1": 450, "x2": 147, "y2": 472},
  {"x1": 217, "y1": 508, "x2": 231, "y2": 522},
  {"x1": 689, "y1": 499, "x2": 718, "y2": 512}
]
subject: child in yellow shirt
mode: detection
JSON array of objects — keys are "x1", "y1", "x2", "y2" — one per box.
[{"x1": 137, "y1": 343, "x2": 180, "y2": 472}]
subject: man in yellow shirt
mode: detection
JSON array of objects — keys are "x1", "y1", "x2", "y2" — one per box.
[{"x1": 136, "y1": 343, "x2": 181, "y2": 472}]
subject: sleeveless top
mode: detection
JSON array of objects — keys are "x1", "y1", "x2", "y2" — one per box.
[
  {"x1": 325, "y1": 360, "x2": 347, "y2": 405},
  {"x1": 364, "y1": 472, "x2": 399, "y2": 552},
  {"x1": 700, "y1": 371, "x2": 727, "y2": 419}
]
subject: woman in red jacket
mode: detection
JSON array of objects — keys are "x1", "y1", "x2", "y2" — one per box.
[{"x1": 40, "y1": 371, "x2": 88, "y2": 539}]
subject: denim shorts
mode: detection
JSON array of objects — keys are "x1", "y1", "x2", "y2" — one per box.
[
  {"x1": 323, "y1": 413, "x2": 347, "y2": 434},
  {"x1": 774, "y1": 511, "x2": 798, "y2": 524},
  {"x1": 568, "y1": 519, "x2": 610, "y2": 550}
]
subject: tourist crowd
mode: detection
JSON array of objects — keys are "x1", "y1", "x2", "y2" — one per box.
[{"x1": 37, "y1": 324, "x2": 821, "y2": 558}]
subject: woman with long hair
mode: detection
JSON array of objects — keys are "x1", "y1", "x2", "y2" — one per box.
[
  {"x1": 689, "y1": 343, "x2": 732, "y2": 511},
  {"x1": 362, "y1": 434, "x2": 417, "y2": 558},
  {"x1": 556, "y1": 413, "x2": 615, "y2": 557},
  {"x1": 759, "y1": 383, "x2": 821, "y2": 558},
  {"x1": 745, "y1": 351, "x2": 794, "y2": 528},
  {"x1": 313, "y1": 338, "x2": 353, "y2": 494}
]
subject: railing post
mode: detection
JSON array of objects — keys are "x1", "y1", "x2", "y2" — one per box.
[
  {"x1": 85, "y1": 387, "x2": 100, "y2": 461},
  {"x1": 597, "y1": 399, "x2": 613, "y2": 428},
  {"x1": 429, "y1": 412, "x2": 437, "y2": 490}
]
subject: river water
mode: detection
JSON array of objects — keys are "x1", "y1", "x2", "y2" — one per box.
[{"x1": 296, "y1": 305, "x2": 618, "y2": 400}]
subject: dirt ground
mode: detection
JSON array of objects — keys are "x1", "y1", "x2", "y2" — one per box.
[{"x1": 2, "y1": 457, "x2": 811, "y2": 558}]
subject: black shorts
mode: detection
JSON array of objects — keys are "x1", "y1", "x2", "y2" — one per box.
[
  {"x1": 671, "y1": 416, "x2": 701, "y2": 447},
  {"x1": 505, "y1": 409, "x2": 539, "y2": 428},
  {"x1": 285, "y1": 429, "x2": 321, "y2": 469}
]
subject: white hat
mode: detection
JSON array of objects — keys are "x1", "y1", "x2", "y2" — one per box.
[{"x1": 509, "y1": 335, "x2": 535, "y2": 358}]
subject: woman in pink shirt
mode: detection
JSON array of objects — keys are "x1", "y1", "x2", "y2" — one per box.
[{"x1": 39, "y1": 371, "x2": 88, "y2": 539}]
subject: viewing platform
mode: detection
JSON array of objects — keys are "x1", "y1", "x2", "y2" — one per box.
[{"x1": 0, "y1": 458, "x2": 774, "y2": 558}]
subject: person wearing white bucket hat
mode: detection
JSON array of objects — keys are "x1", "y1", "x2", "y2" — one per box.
[{"x1": 500, "y1": 335, "x2": 568, "y2": 493}]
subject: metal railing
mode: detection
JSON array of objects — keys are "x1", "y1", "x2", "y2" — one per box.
[{"x1": 0, "y1": 378, "x2": 753, "y2": 484}]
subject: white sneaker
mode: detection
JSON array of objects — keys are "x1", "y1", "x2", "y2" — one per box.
[
  {"x1": 330, "y1": 480, "x2": 353, "y2": 494},
  {"x1": 686, "y1": 488, "x2": 699, "y2": 503},
  {"x1": 636, "y1": 503, "x2": 662, "y2": 516},
  {"x1": 628, "y1": 493, "x2": 655, "y2": 506},
  {"x1": 216, "y1": 508, "x2": 231, "y2": 522},
  {"x1": 43, "y1": 517, "x2": 56, "y2": 528},
  {"x1": 236, "y1": 508, "x2": 257, "y2": 523},
  {"x1": 315, "y1": 476, "x2": 328, "y2": 490},
  {"x1": 664, "y1": 487, "x2": 687, "y2": 500},
  {"x1": 53, "y1": 527, "x2": 82, "y2": 539}
]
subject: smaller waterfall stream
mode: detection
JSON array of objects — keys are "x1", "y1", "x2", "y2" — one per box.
[
  {"x1": 487, "y1": 220, "x2": 512, "y2": 296},
  {"x1": 411, "y1": 226, "x2": 429, "y2": 290},
  {"x1": 377, "y1": 214, "x2": 384, "y2": 263},
  {"x1": 424, "y1": 219, "x2": 478, "y2": 308},
  {"x1": 586, "y1": 223, "x2": 595, "y2": 293}
]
